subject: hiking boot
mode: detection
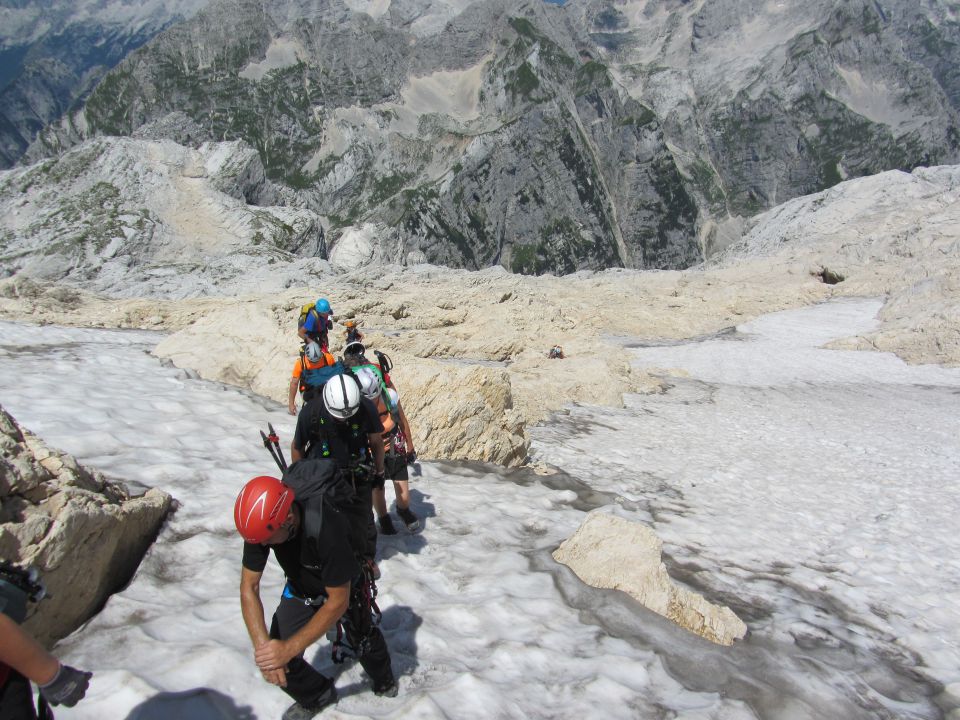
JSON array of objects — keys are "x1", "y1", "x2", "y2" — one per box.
[
  {"x1": 373, "y1": 679, "x2": 398, "y2": 698},
  {"x1": 397, "y1": 507, "x2": 420, "y2": 532},
  {"x1": 378, "y1": 514, "x2": 397, "y2": 535},
  {"x1": 282, "y1": 686, "x2": 338, "y2": 719}
]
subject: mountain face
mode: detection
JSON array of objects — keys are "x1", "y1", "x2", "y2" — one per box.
[
  {"x1": 0, "y1": 0, "x2": 210, "y2": 169},
  {"x1": 15, "y1": 0, "x2": 960, "y2": 276},
  {"x1": 0, "y1": 136, "x2": 324, "y2": 296}
]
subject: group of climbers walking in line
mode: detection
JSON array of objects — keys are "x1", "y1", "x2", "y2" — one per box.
[
  {"x1": 234, "y1": 296, "x2": 420, "y2": 719},
  {"x1": 1, "y1": 297, "x2": 418, "y2": 720}
]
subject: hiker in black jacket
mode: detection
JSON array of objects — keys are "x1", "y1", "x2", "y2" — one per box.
[
  {"x1": 290, "y1": 374, "x2": 386, "y2": 572},
  {"x1": 235, "y1": 472, "x2": 397, "y2": 720}
]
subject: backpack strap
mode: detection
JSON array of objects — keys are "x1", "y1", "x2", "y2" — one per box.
[
  {"x1": 309, "y1": 408, "x2": 332, "y2": 459},
  {"x1": 298, "y1": 348, "x2": 308, "y2": 394},
  {"x1": 300, "y1": 496, "x2": 326, "y2": 568}
]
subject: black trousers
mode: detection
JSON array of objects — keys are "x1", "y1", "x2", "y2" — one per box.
[
  {"x1": 348, "y1": 475, "x2": 378, "y2": 563},
  {"x1": 0, "y1": 672, "x2": 38, "y2": 720},
  {"x1": 269, "y1": 583, "x2": 393, "y2": 707}
]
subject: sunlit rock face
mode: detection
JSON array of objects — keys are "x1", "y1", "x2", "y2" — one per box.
[
  {"x1": 0, "y1": 405, "x2": 172, "y2": 647},
  {"x1": 19, "y1": 0, "x2": 958, "y2": 274},
  {"x1": 553, "y1": 512, "x2": 748, "y2": 646}
]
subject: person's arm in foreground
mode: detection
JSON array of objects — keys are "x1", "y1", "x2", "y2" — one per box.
[
  {"x1": 369, "y1": 433, "x2": 385, "y2": 475},
  {"x1": 0, "y1": 613, "x2": 58, "y2": 684},
  {"x1": 0, "y1": 614, "x2": 91, "y2": 706}
]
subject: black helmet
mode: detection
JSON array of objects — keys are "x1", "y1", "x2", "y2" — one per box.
[{"x1": 344, "y1": 340, "x2": 365, "y2": 357}]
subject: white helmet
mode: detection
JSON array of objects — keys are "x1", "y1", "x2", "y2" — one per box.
[
  {"x1": 305, "y1": 341, "x2": 322, "y2": 363},
  {"x1": 323, "y1": 374, "x2": 361, "y2": 419},
  {"x1": 354, "y1": 368, "x2": 381, "y2": 400}
]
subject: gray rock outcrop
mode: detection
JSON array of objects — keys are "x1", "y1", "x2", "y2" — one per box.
[
  {"x1": 0, "y1": 136, "x2": 324, "y2": 295},
  {"x1": 554, "y1": 513, "x2": 748, "y2": 646},
  {"x1": 0, "y1": 405, "x2": 172, "y2": 646}
]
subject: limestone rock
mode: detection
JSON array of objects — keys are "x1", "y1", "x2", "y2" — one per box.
[
  {"x1": 0, "y1": 405, "x2": 172, "y2": 647},
  {"x1": 153, "y1": 299, "x2": 293, "y2": 402},
  {"x1": 393, "y1": 359, "x2": 527, "y2": 466},
  {"x1": 553, "y1": 513, "x2": 747, "y2": 646},
  {"x1": 0, "y1": 137, "x2": 324, "y2": 295}
]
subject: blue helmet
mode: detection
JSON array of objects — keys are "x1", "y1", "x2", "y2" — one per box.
[{"x1": 315, "y1": 298, "x2": 331, "y2": 314}]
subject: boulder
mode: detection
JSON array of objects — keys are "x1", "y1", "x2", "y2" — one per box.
[
  {"x1": 153, "y1": 299, "x2": 294, "y2": 402},
  {"x1": 0, "y1": 405, "x2": 172, "y2": 647},
  {"x1": 391, "y1": 358, "x2": 527, "y2": 465},
  {"x1": 553, "y1": 513, "x2": 747, "y2": 646}
]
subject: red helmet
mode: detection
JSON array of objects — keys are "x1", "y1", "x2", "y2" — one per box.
[{"x1": 234, "y1": 476, "x2": 294, "y2": 544}]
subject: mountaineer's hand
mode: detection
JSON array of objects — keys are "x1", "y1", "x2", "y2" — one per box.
[
  {"x1": 39, "y1": 664, "x2": 92, "y2": 707},
  {"x1": 255, "y1": 639, "x2": 296, "y2": 673},
  {"x1": 261, "y1": 666, "x2": 287, "y2": 688},
  {"x1": 406, "y1": 451, "x2": 417, "y2": 464}
]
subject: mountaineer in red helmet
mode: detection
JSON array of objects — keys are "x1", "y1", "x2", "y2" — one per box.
[{"x1": 235, "y1": 475, "x2": 396, "y2": 720}]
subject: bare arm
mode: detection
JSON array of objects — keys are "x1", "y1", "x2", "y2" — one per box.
[
  {"x1": 254, "y1": 583, "x2": 350, "y2": 672},
  {"x1": 0, "y1": 613, "x2": 60, "y2": 685},
  {"x1": 240, "y1": 566, "x2": 270, "y2": 648},
  {"x1": 240, "y1": 566, "x2": 287, "y2": 687},
  {"x1": 396, "y1": 402, "x2": 415, "y2": 455},
  {"x1": 287, "y1": 378, "x2": 299, "y2": 416},
  {"x1": 290, "y1": 442, "x2": 303, "y2": 463},
  {"x1": 369, "y1": 433, "x2": 385, "y2": 474}
]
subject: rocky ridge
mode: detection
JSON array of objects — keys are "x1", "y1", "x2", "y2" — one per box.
[
  {"x1": 0, "y1": 136, "x2": 324, "y2": 295},
  {"x1": 2, "y1": 164, "x2": 958, "y2": 466}
]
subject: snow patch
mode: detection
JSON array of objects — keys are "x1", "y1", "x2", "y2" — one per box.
[
  {"x1": 834, "y1": 66, "x2": 926, "y2": 132},
  {"x1": 397, "y1": 58, "x2": 490, "y2": 124},
  {"x1": 238, "y1": 37, "x2": 307, "y2": 82},
  {"x1": 343, "y1": 0, "x2": 390, "y2": 19}
]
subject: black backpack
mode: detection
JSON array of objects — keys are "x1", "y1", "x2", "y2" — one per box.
[{"x1": 281, "y1": 458, "x2": 369, "y2": 565}]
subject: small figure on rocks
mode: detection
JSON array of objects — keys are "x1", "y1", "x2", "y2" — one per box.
[{"x1": 298, "y1": 298, "x2": 334, "y2": 350}]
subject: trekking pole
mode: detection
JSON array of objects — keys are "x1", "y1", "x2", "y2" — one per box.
[
  {"x1": 260, "y1": 428, "x2": 287, "y2": 472},
  {"x1": 267, "y1": 423, "x2": 287, "y2": 469}
]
